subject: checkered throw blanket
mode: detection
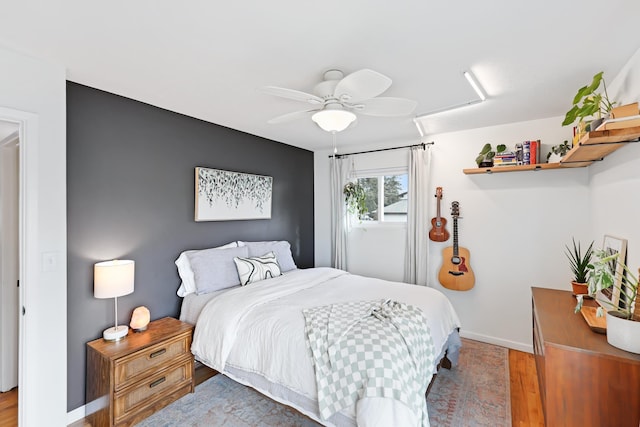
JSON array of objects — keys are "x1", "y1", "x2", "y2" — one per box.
[{"x1": 303, "y1": 299, "x2": 436, "y2": 425}]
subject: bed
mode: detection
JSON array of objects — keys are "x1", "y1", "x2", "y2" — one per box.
[{"x1": 177, "y1": 241, "x2": 462, "y2": 427}]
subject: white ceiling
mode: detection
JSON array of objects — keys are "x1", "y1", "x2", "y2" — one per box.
[{"x1": 1, "y1": 1, "x2": 639, "y2": 153}]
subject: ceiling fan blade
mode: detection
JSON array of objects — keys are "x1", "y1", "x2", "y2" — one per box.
[
  {"x1": 267, "y1": 109, "x2": 319, "y2": 124},
  {"x1": 355, "y1": 97, "x2": 418, "y2": 117},
  {"x1": 333, "y1": 69, "x2": 392, "y2": 102},
  {"x1": 261, "y1": 86, "x2": 324, "y2": 104}
]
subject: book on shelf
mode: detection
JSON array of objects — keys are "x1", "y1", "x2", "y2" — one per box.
[
  {"x1": 529, "y1": 140, "x2": 540, "y2": 164},
  {"x1": 515, "y1": 143, "x2": 524, "y2": 165},
  {"x1": 522, "y1": 140, "x2": 531, "y2": 165},
  {"x1": 494, "y1": 158, "x2": 518, "y2": 163}
]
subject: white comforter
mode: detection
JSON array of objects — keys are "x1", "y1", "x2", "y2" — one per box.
[{"x1": 191, "y1": 267, "x2": 461, "y2": 427}]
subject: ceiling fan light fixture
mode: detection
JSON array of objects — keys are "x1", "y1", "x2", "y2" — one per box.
[{"x1": 312, "y1": 109, "x2": 357, "y2": 132}]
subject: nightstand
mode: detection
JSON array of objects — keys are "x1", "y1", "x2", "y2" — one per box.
[{"x1": 86, "y1": 317, "x2": 195, "y2": 427}]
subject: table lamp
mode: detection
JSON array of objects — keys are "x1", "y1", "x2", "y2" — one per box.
[{"x1": 94, "y1": 259, "x2": 135, "y2": 341}]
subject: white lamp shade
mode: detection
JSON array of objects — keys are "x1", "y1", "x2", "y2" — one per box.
[
  {"x1": 312, "y1": 109, "x2": 356, "y2": 132},
  {"x1": 94, "y1": 260, "x2": 135, "y2": 299}
]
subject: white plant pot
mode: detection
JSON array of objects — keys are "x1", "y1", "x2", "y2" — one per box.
[
  {"x1": 547, "y1": 153, "x2": 563, "y2": 163},
  {"x1": 606, "y1": 311, "x2": 640, "y2": 354}
]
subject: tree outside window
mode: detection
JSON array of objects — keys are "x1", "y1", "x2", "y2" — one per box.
[{"x1": 356, "y1": 174, "x2": 407, "y2": 222}]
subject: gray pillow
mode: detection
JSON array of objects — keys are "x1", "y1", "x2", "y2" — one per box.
[
  {"x1": 241, "y1": 241, "x2": 297, "y2": 272},
  {"x1": 187, "y1": 245, "x2": 249, "y2": 295}
]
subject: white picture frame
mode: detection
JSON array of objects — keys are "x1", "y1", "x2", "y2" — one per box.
[
  {"x1": 195, "y1": 167, "x2": 272, "y2": 221},
  {"x1": 596, "y1": 235, "x2": 628, "y2": 311}
]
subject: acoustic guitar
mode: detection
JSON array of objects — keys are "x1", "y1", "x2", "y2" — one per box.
[
  {"x1": 428, "y1": 187, "x2": 450, "y2": 242},
  {"x1": 438, "y1": 201, "x2": 475, "y2": 291}
]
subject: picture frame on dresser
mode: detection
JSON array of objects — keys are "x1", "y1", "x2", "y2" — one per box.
[{"x1": 596, "y1": 235, "x2": 627, "y2": 310}]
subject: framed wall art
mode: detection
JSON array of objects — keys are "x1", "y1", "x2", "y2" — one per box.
[
  {"x1": 596, "y1": 234, "x2": 628, "y2": 310},
  {"x1": 195, "y1": 167, "x2": 273, "y2": 221}
]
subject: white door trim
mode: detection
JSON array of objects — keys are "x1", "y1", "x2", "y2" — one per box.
[{"x1": 0, "y1": 106, "x2": 39, "y2": 427}]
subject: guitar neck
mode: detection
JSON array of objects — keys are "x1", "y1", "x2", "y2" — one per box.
[{"x1": 453, "y1": 217, "x2": 459, "y2": 256}]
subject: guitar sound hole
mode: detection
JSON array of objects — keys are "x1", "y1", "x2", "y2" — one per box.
[{"x1": 451, "y1": 256, "x2": 461, "y2": 265}]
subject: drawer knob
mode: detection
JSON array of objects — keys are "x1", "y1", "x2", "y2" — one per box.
[
  {"x1": 149, "y1": 348, "x2": 166, "y2": 359},
  {"x1": 149, "y1": 377, "x2": 166, "y2": 388}
]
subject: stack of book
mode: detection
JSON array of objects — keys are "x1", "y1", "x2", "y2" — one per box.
[{"x1": 493, "y1": 151, "x2": 518, "y2": 166}]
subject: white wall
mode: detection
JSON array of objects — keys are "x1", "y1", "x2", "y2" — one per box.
[
  {"x1": 315, "y1": 116, "x2": 592, "y2": 352},
  {"x1": 590, "y1": 47, "x2": 640, "y2": 283},
  {"x1": 0, "y1": 45, "x2": 67, "y2": 426},
  {"x1": 426, "y1": 119, "x2": 590, "y2": 351},
  {"x1": 315, "y1": 48, "x2": 640, "y2": 351}
]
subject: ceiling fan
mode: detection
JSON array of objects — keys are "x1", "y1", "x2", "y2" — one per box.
[{"x1": 262, "y1": 69, "x2": 417, "y2": 132}]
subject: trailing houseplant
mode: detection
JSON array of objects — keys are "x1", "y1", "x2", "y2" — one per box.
[
  {"x1": 475, "y1": 143, "x2": 507, "y2": 167},
  {"x1": 343, "y1": 181, "x2": 366, "y2": 218},
  {"x1": 565, "y1": 238, "x2": 594, "y2": 296},
  {"x1": 546, "y1": 140, "x2": 571, "y2": 163},
  {"x1": 574, "y1": 249, "x2": 640, "y2": 353},
  {"x1": 575, "y1": 249, "x2": 639, "y2": 320},
  {"x1": 562, "y1": 71, "x2": 616, "y2": 128}
]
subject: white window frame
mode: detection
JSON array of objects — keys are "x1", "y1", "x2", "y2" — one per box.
[{"x1": 351, "y1": 167, "x2": 408, "y2": 228}]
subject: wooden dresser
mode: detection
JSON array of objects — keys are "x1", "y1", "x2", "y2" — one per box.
[
  {"x1": 86, "y1": 317, "x2": 194, "y2": 427},
  {"x1": 532, "y1": 287, "x2": 640, "y2": 427}
]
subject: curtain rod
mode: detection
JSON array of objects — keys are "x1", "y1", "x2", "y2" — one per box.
[{"x1": 328, "y1": 141, "x2": 434, "y2": 159}]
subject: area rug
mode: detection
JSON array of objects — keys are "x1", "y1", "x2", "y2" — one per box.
[
  {"x1": 427, "y1": 338, "x2": 511, "y2": 426},
  {"x1": 136, "y1": 338, "x2": 510, "y2": 426}
]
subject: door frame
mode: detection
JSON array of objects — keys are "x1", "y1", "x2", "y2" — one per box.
[{"x1": 0, "y1": 107, "x2": 39, "y2": 426}]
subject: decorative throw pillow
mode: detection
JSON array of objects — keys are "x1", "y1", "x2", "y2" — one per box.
[
  {"x1": 234, "y1": 251, "x2": 282, "y2": 286},
  {"x1": 237, "y1": 240, "x2": 297, "y2": 272}
]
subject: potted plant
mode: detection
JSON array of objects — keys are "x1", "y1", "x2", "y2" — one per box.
[
  {"x1": 575, "y1": 249, "x2": 640, "y2": 353},
  {"x1": 547, "y1": 140, "x2": 571, "y2": 163},
  {"x1": 343, "y1": 181, "x2": 366, "y2": 219},
  {"x1": 562, "y1": 71, "x2": 616, "y2": 130},
  {"x1": 565, "y1": 238, "x2": 594, "y2": 296},
  {"x1": 475, "y1": 143, "x2": 506, "y2": 167}
]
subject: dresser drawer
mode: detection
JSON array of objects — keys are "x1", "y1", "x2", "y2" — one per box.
[
  {"x1": 113, "y1": 355, "x2": 193, "y2": 424},
  {"x1": 114, "y1": 332, "x2": 191, "y2": 390}
]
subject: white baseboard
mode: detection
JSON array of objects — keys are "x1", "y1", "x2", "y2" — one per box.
[
  {"x1": 67, "y1": 405, "x2": 85, "y2": 425},
  {"x1": 460, "y1": 330, "x2": 533, "y2": 354}
]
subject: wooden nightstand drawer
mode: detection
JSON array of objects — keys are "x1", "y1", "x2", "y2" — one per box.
[
  {"x1": 114, "y1": 333, "x2": 191, "y2": 390},
  {"x1": 87, "y1": 317, "x2": 195, "y2": 427},
  {"x1": 114, "y1": 355, "x2": 193, "y2": 424}
]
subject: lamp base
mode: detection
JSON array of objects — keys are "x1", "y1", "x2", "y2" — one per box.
[{"x1": 103, "y1": 325, "x2": 129, "y2": 341}]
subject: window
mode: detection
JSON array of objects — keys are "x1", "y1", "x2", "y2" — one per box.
[{"x1": 355, "y1": 173, "x2": 408, "y2": 223}]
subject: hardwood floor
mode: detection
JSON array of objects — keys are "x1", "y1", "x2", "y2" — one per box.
[
  {"x1": 509, "y1": 349, "x2": 545, "y2": 426},
  {"x1": 0, "y1": 388, "x2": 17, "y2": 427},
  {"x1": 0, "y1": 349, "x2": 545, "y2": 427}
]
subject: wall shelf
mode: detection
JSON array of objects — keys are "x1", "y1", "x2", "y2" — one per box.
[
  {"x1": 463, "y1": 163, "x2": 562, "y2": 175},
  {"x1": 462, "y1": 125, "x2": 640, "y2": 175}
]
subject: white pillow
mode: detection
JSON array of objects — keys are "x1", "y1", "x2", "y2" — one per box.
[
  {"x1": 237, "y1": 240, "x2": 297, "y2": 272},
  {"x1": 188, "y1": 245, "x2": 249, "y2": 295},
  {"x1": 233, "y1": 251, "x2": 282, "y2": 286},
  {"x1": 175, "y1": 241, "x2": 237, "y2": 296}
]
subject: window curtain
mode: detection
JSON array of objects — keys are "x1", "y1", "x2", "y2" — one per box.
[
  {"x1": 330, "y1": 156, "x2": 352, "y2": 270},
  {"x1": 404, "y1": 145, "x2": 432, "y2": 285}
]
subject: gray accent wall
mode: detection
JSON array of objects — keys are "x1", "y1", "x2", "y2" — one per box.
[{"x1": 66, "y1": 82, "x2": 314, "y2": 411}]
